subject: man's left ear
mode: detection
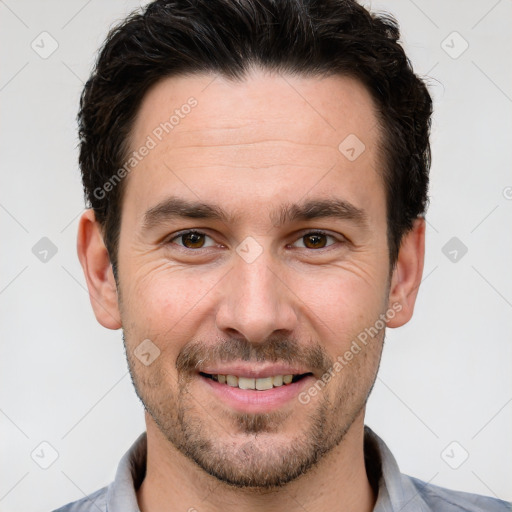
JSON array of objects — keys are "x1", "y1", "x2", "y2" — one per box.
[{"x1": 386, "y1": 217, "x2": 425, "y2": 328}]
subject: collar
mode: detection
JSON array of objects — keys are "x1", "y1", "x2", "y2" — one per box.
[{"x1": 105, "y1": 427, "x2": 428, "y2": 512}]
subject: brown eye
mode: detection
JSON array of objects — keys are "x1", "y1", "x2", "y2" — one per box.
[
  {"x1": 169, "y1": 230, "x2": 216, "y2": 249},
  {"x1": 181, "y1": 232, "x2": 205, "y2": 248},
  {"x1": 302, "y1": 233, "x2": 327, "y2": 248},
  {"x1": 290, "y1": 231, "x2": 339, "y2": 250}
]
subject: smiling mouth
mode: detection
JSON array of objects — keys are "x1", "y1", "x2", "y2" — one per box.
[{"x1": 199, "y1": 372, "x2": 313, "y2": 391}]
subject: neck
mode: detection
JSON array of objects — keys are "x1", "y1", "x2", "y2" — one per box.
[{"x1": 136, "y1": 411, "x2": 375, "y2": 512}]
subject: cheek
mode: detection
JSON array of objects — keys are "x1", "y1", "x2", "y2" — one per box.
[
  {"x1": 121, "y1": 259, "x2": 222, "y2": 338},
  {"x1": 292, "y1": 267, "x2": 387, "y2": 350}
]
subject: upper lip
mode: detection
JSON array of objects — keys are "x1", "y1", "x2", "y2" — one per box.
[{"x1": 198, "y1": 364, "x2": 312, "y2": 379}]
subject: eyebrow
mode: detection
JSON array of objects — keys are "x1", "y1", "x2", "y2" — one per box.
[
  {"x1": 141, "y1": 196, "x2": 368, "y2": 231},
  {"x1": 275, "y1": 198, "x2": 368, "y2": 228}
]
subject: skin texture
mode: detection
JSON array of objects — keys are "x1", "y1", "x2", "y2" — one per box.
[{"x1": 77, "y1": 69, "x2": 425, "y2": 512}]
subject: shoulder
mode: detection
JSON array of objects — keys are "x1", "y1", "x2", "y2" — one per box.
[
  {"x1": 51, "y1": 485, "x2": 108, "y2": 512},
  {"x1": 406, "y1": 475, "x2": 512, "y2": 512}
]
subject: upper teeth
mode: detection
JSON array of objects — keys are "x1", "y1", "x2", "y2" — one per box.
[{"x1": 214, "y1": 374, "x2": 294, "y2": 390}]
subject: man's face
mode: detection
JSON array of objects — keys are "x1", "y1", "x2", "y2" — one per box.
[{"x1": 116, "y1": 70, "x2": 392, "y2": 487}]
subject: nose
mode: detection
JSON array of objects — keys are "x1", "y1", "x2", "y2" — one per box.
[{"x1": 215, "y1": 251, "x2": 298, "y2": 344}]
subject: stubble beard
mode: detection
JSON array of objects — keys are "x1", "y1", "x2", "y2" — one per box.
[{"x1": 124, "y1": 333, "x2": 384, "y2": 490}]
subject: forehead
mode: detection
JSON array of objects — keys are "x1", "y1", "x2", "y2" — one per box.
[
  {"x1": 123, "y1": 69, "x2": 384, "y2": 225},
  {"x1": 130, "y1": 69, "x2": 380, "y2": 151}
]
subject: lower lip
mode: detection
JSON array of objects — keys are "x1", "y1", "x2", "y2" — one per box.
[{"x1": 199, "y1": 374, "x2": 315, "y2": 413}]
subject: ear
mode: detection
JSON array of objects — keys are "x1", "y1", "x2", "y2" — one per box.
[
  {"x1": 386, "y1": 217, "x2": 425, "y2": 328},
  {"x1": 77, "y1": 209, "x2": 122, "y2": 330}
]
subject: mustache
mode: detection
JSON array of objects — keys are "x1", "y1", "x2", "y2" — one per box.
[{"x1": 176, "y1": 335, "x2": 334, "y2": 375}]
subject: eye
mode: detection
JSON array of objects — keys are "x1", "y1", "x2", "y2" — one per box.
[
  {"x1": 169, "y1": 230, "x2": 216, "y2": 249},
  {"x1": 291, "y1": 231, "x2": 339, "y2": 249}
]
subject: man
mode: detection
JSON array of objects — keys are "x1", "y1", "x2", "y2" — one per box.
[{"x1": 55, "y1": 0, "x2": 510, "y2": 511}]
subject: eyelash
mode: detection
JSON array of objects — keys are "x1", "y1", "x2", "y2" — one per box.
[{"x1": 166, "y1": 229, "x2": 344, "y2": 251}]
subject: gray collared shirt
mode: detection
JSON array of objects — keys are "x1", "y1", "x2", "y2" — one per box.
[{"x1": 53, "y1": 427, "x2": 511, "y2": 512}]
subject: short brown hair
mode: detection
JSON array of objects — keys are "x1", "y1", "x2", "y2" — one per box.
[{"x1": 78, "y1": 0, "x2": 432, "y2": 278}]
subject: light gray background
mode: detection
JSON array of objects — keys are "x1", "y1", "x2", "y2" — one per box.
[{"x1": 1, "y1": 1, "x2": 511, "y2": 510}]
